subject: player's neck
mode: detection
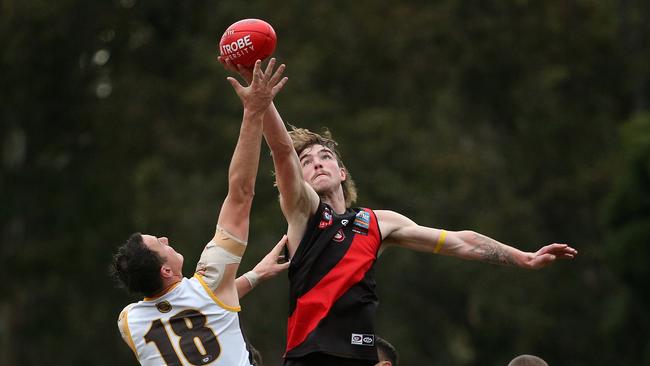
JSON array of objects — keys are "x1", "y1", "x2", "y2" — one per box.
[
  {"x1": 320, "y1": 189, "x2": 347, "y2": 215},
  {"x1": 162, "y1": 275, "x2": 182, "y2": 290},
  {"x1": 145, "y1": 278, "x2": 182, "y2": 300}
]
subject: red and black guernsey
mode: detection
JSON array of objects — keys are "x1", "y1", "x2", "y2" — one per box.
[{"x1": 285, "y1": 202, "x2": 382, "y2": 362}]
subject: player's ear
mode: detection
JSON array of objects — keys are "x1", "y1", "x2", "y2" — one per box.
[
  {"x1": 160, "y1": 264, "x2": 173, "y2": 279},
  {"x1": 339, "y1": 167, "x2": 347, "y2": 182}
]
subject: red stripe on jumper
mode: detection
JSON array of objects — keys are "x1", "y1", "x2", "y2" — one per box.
[{"x1": 285, "y1": 212, "x2": 379, "y2": 353}]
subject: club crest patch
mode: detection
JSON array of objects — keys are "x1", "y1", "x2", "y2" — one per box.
[
  {"x1": 352, "y1": 210, "x2": 370, "y2": 235},
  {"x1": 333, "y1": 228, "x2": 345, "y2": 243},
  {"x1": 319, "y1": 207, "x2": 333, "y2": 229},
  {"x1": 156, "y1": 300, "x2": 172, "y2": 313}
]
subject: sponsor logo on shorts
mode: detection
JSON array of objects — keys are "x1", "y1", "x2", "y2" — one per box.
[{"x1": 351, "y1": 333, "x2": 375, "y2": 346}]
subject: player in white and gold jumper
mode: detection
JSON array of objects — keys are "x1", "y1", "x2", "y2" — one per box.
[{"x1": 111, "y1": 59, "x2": 288, "y2": 366}]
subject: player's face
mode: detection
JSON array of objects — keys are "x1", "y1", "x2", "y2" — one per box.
[
  {"x1": 299, "y1": 144, "x2": 346, "y2": 194},
  {"x1": 142, "y1": 234, "x2": 184, "y2": 276}
]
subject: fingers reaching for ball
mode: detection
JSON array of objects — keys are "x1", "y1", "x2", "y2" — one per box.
[
  {"x1": 227, "y1": 58, "x2": 287, "y2": 114},
  {"x1": 251, "y1": 58, "x2": 288, "y2": 98}
]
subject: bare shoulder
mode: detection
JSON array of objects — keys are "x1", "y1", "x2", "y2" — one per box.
[
  {"x1": 375, "y1": 209, "x2": 416, "y2": 225},
  {"x1": 374, "y1": 209, "x2": 392, "y2": 227},
  {"x1": 375, "y1": 210, "x2": 417, "y2": 239},
  {"x1": 118, "y1": 303, "x2": 136, "y2": 321}
]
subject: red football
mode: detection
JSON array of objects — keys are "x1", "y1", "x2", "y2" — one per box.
[{"x1": 219, "y1": 19, "x2": 277, "y2": 67}]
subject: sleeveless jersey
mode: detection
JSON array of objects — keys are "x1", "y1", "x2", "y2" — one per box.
[
  {"x1": 285, "y1": 203, "x2": 382, "y2": 361},
  {"x1": 118, "y1": 275, "x2": 252, "y2": 366}
]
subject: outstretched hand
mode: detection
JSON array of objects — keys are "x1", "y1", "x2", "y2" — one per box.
[
  {"x1": 251, "y1": 235, "x2": 290, "y2": 281},
  {"x1": 225, "y1": 58, "x2": 286, "y2": 114},
  {"x1": 523, "y1": 243, "x2": 578, "y2": 269}
]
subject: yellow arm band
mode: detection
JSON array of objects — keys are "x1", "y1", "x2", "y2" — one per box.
[{"x1": 433, "y1": 230, "x2": 447, "y2": 254}]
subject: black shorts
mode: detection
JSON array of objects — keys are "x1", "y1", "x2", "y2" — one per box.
[{"x1": 284, "y1": 353, "x2": 376, "y2": 366}]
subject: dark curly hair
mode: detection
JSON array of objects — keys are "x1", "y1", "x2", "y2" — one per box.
[{"x1": 110, "y1": 232, "x2": 164, "y2": 296}]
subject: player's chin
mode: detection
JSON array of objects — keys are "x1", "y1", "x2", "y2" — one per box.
[{"x1": 312, "y1": 182, "x2": 331, "y2": 194}]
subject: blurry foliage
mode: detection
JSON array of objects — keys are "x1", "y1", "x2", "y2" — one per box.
[
  {"x1": 600, "y1": 113, "x2": 650, "y2": 362},
  {"x1": 1, "y1": 0, "x2": 649, "y2": 365}
]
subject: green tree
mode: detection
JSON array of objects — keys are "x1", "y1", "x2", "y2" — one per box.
[{"x1": 601, "y1": 114, "x2": 650, "y2": 363}]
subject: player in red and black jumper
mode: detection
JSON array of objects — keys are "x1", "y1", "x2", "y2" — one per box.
[{"x1": 220, "y1": 60, "x2": 578, "y2": 366}]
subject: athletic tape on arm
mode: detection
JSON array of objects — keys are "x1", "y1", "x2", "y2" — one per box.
[
  {"x1": 195, "y1": 225, "x2": 247, "y2": 292},
  {"x1": 242, "y1": 270, "x2": 260, "y2": 288}
]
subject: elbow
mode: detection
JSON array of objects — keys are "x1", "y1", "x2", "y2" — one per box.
[
  {"x1": 454, "y1": 230, "x2": 482, "y2": 255},
  {"x1": 270, "y1": 141, "x2": 296, "y2": 158},
  {"x1": 458, "y1": 230, "x2": 479, "y2": 243},
  {"x1": 227, "y1": 170, "x2": 257, "y2": 201},
  {"x1": 227, "y1": 184, "x2": 256, "y2": 205}
]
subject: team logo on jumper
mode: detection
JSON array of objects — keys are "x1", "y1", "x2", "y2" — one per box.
[
  {"x1": 333, "y1": 229, "x2": 345, "y2": 243},
  {"x1": 341, "y1": 219, "x2": 349, "y2": 226},
  {"x1": 319, "y1": 208, "x2": 333, "y2": 229},
  {"x1": 323, "y1": 210, "x2": 332, "y2": 221},
  {"x1": 201, "y1": 355, "x2": 215, "y2": 363},
  {"x1": 351, "y1": 333, "x2": 375, "y2": 346},
  {"x1": 156, "y1": 301, "x2": 172, "y2": 313},
  {"x1": 352, "y1": 211, "x2": 370, "y2": 235}
]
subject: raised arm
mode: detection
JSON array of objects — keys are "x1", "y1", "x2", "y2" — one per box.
[
  {"x1": 261, "y1": 103, "x2": 320, "y2": 257},
  {"x1": 196, "y1": 60, "x2": 287, "y2": 307},
  {"x1": 377, "y1": 210, "x2": 577, "y2": 269},
  {"x1": 219, "y1": 58, "x2": 319, "y2": 257},
  {"x1": 218, "y1": 59, "x2": 288, "y2": 239}
]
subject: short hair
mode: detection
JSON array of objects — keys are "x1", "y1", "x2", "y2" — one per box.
[
  {"x1": 376, "y1": 337, "x2": 398, "y2": 366},
  {"x1": 110, "y1": 232, "x2": 164, "y2": 296},
  {"x1": 507, "y1": 354, "x2": 549, "y2": 366},
  {"x1": 288, "y1": 125, "x2": 358, "y2": 207}
]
